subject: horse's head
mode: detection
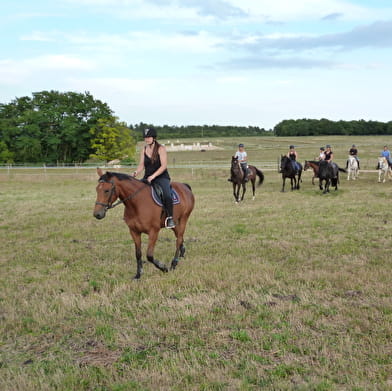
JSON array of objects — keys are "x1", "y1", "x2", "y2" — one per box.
[
  {"x1": 378, "y1": 157, "x2": 388, "y2": 170},
  {"x1": 304, "y1": 160, "x2": 310, "y2": 171},
  {"x1": 93, "y1": 168, "x2": 120, "y2": 219},
  {"x1": 231, "y1": 156, "x2": 240, "y2": 170},
  {"x1": 279, "y1": 155, "x2": 289, "y2": 172}
]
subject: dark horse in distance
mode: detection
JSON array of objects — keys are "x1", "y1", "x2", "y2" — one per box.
[
  {"x1": 93, "y1": 168, "x2": 195, "y2": 279},
  {"x1": 279, "y1": 155, "x2": 302, "y2": 192},
  {"x1": 230, "y1": 156, "x2": 264, "y2": 202},
  {"x1": 317, "y1": 160, "x2": 346, "y2": 194}
]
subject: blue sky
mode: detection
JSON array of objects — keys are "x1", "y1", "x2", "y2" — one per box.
[{"x1": 1, "y1": 0, "x2": 392, "y2": 130}]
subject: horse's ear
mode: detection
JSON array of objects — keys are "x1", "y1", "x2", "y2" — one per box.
[{"x1": 97, "y1": 167, "x2": 104, "y2": 177}]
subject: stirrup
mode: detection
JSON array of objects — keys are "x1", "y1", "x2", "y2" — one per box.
[{"x1": 165, "y1": 217, "x2": 175, "y2": 229}]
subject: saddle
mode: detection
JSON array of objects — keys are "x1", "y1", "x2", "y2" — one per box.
[{"x1": 150, "y1": 184, "x2": 180, "y2": 207}]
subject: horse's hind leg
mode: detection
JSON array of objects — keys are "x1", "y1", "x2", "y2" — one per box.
[
  {"x1": 251, "y1": 179, "x2": 256, "y2": 200},
  {"x1": 170, "y1": 223, "x2": 187, "y2": 270}
]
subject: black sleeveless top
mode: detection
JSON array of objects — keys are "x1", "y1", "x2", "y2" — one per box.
[
  {"x1": 289, "y1": 152, "x2": 296, "y2": 161},
  {"x1": 324, "y1": 151, "x2": 333, "y2": 161},
  {"x1": 143, "y1": 148, "x2": 170, "y2": 180}
]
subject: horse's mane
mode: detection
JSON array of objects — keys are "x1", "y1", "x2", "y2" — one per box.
[
  {"x1": 101, "y1": 171, "x2": 133, "y2": 181},
  {"x1": 306, "y1": 160, "x2": 320, "y2": 165}
]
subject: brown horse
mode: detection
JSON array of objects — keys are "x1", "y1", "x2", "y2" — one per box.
[
  {"x1": 304, "y1": 160, "x2": 320, "y2": 185},
  {"x1": 93, "y1": 168, "x2": 195, "y2": 279},
  {"x1": 230, "y1": 156, "x2": 264, "y2": 202}
]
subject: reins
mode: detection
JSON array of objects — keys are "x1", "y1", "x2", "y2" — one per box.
[{"x1": 95, "y1": 177, "x2": 148, "y2": 210}]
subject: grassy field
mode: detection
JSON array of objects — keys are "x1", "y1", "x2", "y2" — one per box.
[{"x1": 1, "y1": 136, "x2": 392, "y2": 390}]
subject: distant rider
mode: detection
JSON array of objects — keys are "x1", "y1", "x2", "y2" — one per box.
[
  {"x1": 287, "y1": 145, "x2": 300, "y2": 171},
  {"x1": 234, "y1": 143, "x2": 248, "y2": 182},
  {"x1": 381, "y1": 145, "x2": 392, "y2": 167},
  {"x1": 347, "y1": 144, "x2": 360, "y2": 169},
  {"x1": 324, "y1": 145, "x2": 334, "y2": 164},
  {"x1": 317, "y1": 147, "x2": 325, "y2": 161}
]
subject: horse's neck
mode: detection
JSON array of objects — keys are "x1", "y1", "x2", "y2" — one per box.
[
  {"x1": 310, "y1": 162, "x2": 319, "y2": 171},
  {"x1": 116, "y1": 178, "x2": 146, "y2": 200}
]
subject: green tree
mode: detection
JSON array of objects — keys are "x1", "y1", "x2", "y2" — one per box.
[
  {"x1": 0, "y1": 90, "x2": 113, "y2": 163},
  {"x1": 0, "y1": 140, "x2": 14, "y2": 163},
  {"x1": 90, "y1": 117, "x2": 136, "y2": 163}
]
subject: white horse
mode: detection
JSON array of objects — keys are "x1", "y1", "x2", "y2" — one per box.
[
  {"x1": 347, "y1": 155, "x2": 359, "y2": 180},
  {"x1": 377, "y1": 157, "x2": 392, "y2": 183}
]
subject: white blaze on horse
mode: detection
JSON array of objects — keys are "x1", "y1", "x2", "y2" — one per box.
[
  {"x1": 377, "y1": 157, "x2": 392, "y2": 183},
  {"x1": 347, "y1": 155, "x2": 359, "y2": 180}
]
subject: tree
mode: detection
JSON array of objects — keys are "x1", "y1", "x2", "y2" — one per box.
[
  {"x1": 89, "y1": 117, "x2": 136, "y2": 163},
  {"x1": 0, "y1": 140, "x2": 14, "y2": 163},
  {"x1": 0, "y1": 90, "x2": 113, "y2": 163}
]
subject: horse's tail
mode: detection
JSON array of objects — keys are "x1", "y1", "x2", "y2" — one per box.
[
  {"x1": 338, "y1": 167, "x2": 347, "y2": 173},
  {"x1": 255, "y1": 168, "x2": 264, "y2": 186}
]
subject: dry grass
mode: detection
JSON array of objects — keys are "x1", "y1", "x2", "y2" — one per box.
[{"x1": 1, "y1": 136, "x2": 392, "y2": 390}]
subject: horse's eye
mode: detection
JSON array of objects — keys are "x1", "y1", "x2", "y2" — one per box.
[{"x1": 104, "y1": 189, "x2": 110, "y2": 194}]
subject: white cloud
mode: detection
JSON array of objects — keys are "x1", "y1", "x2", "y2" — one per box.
[{"x1": 25, "y1": 54, "x2": 95, "y2": 71}]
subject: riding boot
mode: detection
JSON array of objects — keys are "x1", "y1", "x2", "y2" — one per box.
[
  {"x1": 164, "y1": 203, "x2": 175, "y2": 229},
  {"x1": 165, "y1": 216, "x2": 175, "y2": 229}
]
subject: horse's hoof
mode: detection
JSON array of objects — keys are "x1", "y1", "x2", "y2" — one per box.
[
  {"x1": 170, "y1": 259, "x2": 178, "y2": 270},
  {"x1": 133, "y1": 274, "x2": 141, "y2": 280}
]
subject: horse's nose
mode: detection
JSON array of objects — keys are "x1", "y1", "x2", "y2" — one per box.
[{"x1": 93, "y1": 209, "x2": 106, "y2": 219}]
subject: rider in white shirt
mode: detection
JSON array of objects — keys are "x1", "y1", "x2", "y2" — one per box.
[{"x1": 235, "y1": 143, "x2": 248, "y2": 182}]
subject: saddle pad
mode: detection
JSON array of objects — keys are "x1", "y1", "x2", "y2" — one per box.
[{"x1": 151, "y1": 187, "x2": 180, "y2": 207}]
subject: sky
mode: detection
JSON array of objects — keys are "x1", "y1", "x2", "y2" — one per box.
[{"x1": 1, "y1": 0, "x2": 392, "y2": 130}]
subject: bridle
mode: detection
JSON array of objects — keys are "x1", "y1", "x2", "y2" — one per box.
[{"x1": 95, "y1": 177, "x2": 147, "y2": 210}]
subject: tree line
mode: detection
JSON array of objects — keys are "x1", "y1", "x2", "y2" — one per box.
[
  {"x1": 274, "y1": 118, "x2": 392, "y2": 136},
  {"x1": 1, "y1": 90, "x2": 391, "y2": 164},
  {"x1": 131, "y1": 124, "x2": 272, "y2": 139}
]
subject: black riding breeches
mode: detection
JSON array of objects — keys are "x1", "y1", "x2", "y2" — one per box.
[{"x1": 152, "y1": 177, "x2": 173, "y2": 217}]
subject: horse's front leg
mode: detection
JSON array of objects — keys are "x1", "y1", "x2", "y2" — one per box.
[
  {"x1": 323, "y1": 179, "x2": 330, "y2": 194},
  {"x1": 297, "y1": 173, "x2": 302, "y2": 189},
  {"x1": 146, "y1": 230, "x2": 168, "y2": 273},
  {"x1": 233, "y1": 183, "x2": 240, "y2": 202},
  {"x1": 130, "y1": 230, "x2": 143, "y2": 280},
  {"x1": 241, "y1": 183, "x2": 246, "y2": 201},
  {"x1": 281, "y1": 176, "x2": 286, "y2": 192}
]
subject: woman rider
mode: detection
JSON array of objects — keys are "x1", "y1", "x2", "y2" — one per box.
[
  {"x1": 287, "y1": 145, "x2": 300, "y2": 171},
  {"x1": 133, "y1": 127, "x2": 175, "y2": 228},
  {"x1": 324, "y1": 145, "x2": 334, "y2": 164}
]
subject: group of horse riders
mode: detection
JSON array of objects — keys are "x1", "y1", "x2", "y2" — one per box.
[
  {"x1": 133, "y1": 128, "x2": 392, "y2": 228},
  {"x1": 231, "y1": 142, "x2": 392, "y2": 180}
]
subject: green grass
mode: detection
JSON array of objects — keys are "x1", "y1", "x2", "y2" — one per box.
[{"x1": 1, "y1": 136, "x2": 392, "y2": 390}]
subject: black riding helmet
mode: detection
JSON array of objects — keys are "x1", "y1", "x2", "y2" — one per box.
[{"x1": 143, "y1": 127, "x2": 157, "y2": 138}]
